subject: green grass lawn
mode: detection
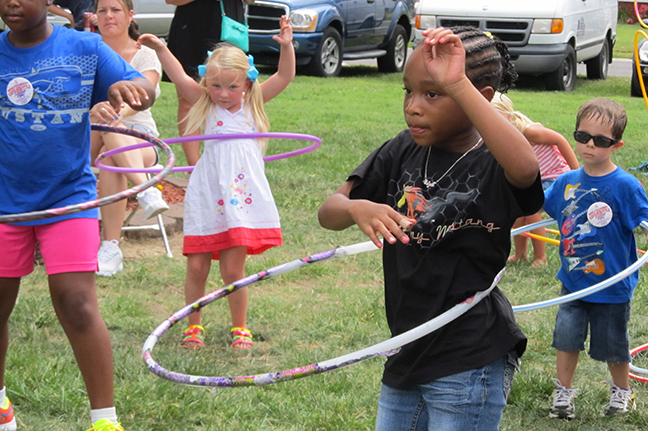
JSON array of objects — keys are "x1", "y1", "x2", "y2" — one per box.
[
  {"x1": 8, "y1": 65, "x2": 648, "y2": 429},
  {"x1": 617, "y1": 23, "x2": 645, "y2": 59}
]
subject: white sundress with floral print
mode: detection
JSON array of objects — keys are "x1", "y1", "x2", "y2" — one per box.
[{"x1": 182, "y1": 102, "x2": 282, "y2": 258}]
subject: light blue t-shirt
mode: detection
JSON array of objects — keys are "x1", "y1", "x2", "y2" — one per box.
[
  {"x1": 0, "y1": 25, "x2": 143, "y2": 225},
  {"x1": 544, "y1": 167, "x2": 648, "y2": 303}
]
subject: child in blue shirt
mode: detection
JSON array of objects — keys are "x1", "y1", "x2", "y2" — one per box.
[
  {"x1": 544, "y1": 98, "x2": 648, "y2": 419},
  {"x1": 0, "y1": 0, "x2": 155, "y2": 428}
]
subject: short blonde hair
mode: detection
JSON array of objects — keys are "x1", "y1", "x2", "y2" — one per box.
[{"x1": 184, "y1": 43, "x2": 270, "y2": 153}]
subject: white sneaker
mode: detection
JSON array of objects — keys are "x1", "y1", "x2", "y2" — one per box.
[
  {"x1": 603, "y1": 381, "x2": 636, "y2": 416},
  {"x1": 549, "y1": 378, "x2": 579, "y2": 420},
  {"x1": 96, "y1": 240, "x2": 123, "y2": 277},
  {"x1": 136, "y1": 187, "x2": 169, "y2": 219}
]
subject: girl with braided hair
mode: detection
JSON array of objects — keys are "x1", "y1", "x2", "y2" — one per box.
[{"x1": 319, "y1": 26, "x2": 543, "y2": 430}]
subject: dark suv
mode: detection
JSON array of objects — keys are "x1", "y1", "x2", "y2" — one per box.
[{"x1": 247, "y1": 0, "x2": 415, "y2": 77}]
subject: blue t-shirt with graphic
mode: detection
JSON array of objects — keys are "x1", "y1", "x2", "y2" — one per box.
[
  {"x1": 0, "y1": 25, "x2": 143, "y2": 225},
  {"x1": 544, "y1": 167, "x2": 648, "y2": 303}
]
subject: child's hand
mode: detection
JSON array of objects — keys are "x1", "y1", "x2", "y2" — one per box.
[
  {"x1": 349, "y1": 200, "x2": 416, "y2": 247},
  {"x1": 272, "y1": 16, "x2": 293, "y2": 46},
  {"x1": 137, "y1": 34, "x2": 165, "y2": 52},
  {"x1": 420, "y1": 27, "x2": 468, "y2": 92},
  {"x1": 90, "y1": 101, "x2": 120, "y2": 125},
  {"x1": 107, "y1": 80, "x2": 149, "y2": 112}
]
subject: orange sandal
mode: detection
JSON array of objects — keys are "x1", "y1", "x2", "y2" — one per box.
[
  {"x1": 181, "y1": 324, "x2": 205, "y2": 348},
  {"x1": 231, "y1": 327, "x2": 253, "y2": 349}
]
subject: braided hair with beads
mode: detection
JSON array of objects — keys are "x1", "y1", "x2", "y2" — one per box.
[{"x1": 450, "y1": 26, "x2": 517, "y2": 93}]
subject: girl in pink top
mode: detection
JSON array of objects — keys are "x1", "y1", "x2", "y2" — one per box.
[{"x1": 492, "y1": 93, "x2": 580, "y2": 267}]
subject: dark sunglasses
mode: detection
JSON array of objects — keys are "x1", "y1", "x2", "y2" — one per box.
[{"x1": 573, "y1": 130, "x2": 619, "y2": 148}]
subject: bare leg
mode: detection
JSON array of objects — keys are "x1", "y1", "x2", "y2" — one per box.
[
  {"x1": 608, "y1": 363, "x2": 630, "y2": 389},
  {"x1": 184, "y1": 252, "x2": 213, "y2": 328},
  {"x1": 98, "y1": 161, "x2": 129, "y2": 242},
  {"x1": 97, "y1": 132, "x2": 156, "y2": 187},
  {"x1": 92, "y1": 129, "x2": 158, "y2": 242},
  {"x1": 48, "y1": 272, "x2": 114, "y2": 408},
  {"x1": 556, "y1": 350, "x2": 580, "y2": 387},
  {"x1": 0, "y1": 278, "x2": 20, "y2": 389},
  {"x1": 527, "y1": 213, "x2": 548, "y2": 268},
  {"x1": 509, "y1": 217, "x2": 528, "y2": 262},
  {"x1": 177, "y1": 90, "x2": 201, "y2": 167},
  {"x1": 218, "y1": 247, "x2": 248, "y2": 331}
]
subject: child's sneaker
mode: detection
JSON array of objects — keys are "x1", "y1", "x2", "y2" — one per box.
[
  {"x1": 96, "y1": 240, "x2": 123, "y2": 277},
  {"x1": 549, "y1": 378, "x2": 579, "y2": 420},
  {"x1": 0, "y1": 397, "x2": 17, "y2": 431},
  {"x1": 136, "y1": 187, "x2": 169, "y2": 219},
  {"x1": 603, "y1": 381, "x2": 636, "y2": 416},
  {"x1": 86, "y1": 418, "x2": 124, "y2": 431}
]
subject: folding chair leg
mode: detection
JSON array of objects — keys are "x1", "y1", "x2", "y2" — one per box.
[
  {"x1": 119, "y1": 168, "x2": 174, "y2": 258},
  {"x1": 156, "y1": 212, "x2": 173, "y2": 258}
]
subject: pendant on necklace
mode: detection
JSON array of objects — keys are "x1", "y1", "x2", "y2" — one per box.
[{"x1": 422, "y1": 178, "x2": 436, "y2": 188}]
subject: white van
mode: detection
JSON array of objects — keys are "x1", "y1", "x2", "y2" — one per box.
[{"x1": 413, "y1": 0, "x2": 618, "y2": 91}]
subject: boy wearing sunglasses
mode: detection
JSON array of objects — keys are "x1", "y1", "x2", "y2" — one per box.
[{"x1": 543, "y1": 98, "x2": 648, "y2": 420}]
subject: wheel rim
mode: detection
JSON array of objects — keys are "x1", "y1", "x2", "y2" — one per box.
[
  {"x1": 321, "y1": 37, "x2": 340, "y2": 75},
  {"x1": 601, "y1": 42, "x2": 609, "y2": 77},
  {"x1": 394, "y1": 35, "x2": 406, "y2": 69},
  {"x1": 563, "y1": 56, "x2": 575, "y2": 89}
]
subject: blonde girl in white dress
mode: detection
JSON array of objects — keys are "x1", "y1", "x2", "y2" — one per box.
[{"x1": 139, "y1": 16, "x2": 295, "y2": 349}]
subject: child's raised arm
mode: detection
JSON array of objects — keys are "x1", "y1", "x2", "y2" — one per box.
[
  {"x1": 421, "y1": 27, "x2": 539, "y2": 189},
  {"x1": 524, "y1": 125, "x2": 580, "y2": 170},
  {"x1": 259, "y1": 16, "x2": 295, "y2": 102},
  {"x1": 318, "y1": 181, "x2": 416, "y2": 248},
  {"x1": 137, "y1": 33, "x2": 204, "y2": 104}
]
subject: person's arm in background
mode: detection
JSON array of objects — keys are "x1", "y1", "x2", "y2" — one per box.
[
  {"x1": 165, "y1": 0, "x2": 194, "y2": 5},
  {"x1": 524, "y1": 124, "x2": 580, "y2": 170},
  {"x1": 48, "y1": 4, "x2": 75, "y2": 27}
]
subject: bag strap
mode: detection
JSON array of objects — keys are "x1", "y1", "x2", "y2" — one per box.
[{"x1": 220, "y1": 0, "x2": 247, "y2": 25}]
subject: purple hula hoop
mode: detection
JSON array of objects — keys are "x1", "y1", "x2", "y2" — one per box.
[
  {"x1": 0, "y1": 124, "x2": 175, "y2": 224},
  {"x1": 95, "y1": 132, "x2": 321, "y2": 174}
]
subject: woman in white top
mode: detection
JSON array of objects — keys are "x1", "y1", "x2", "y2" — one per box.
[{"x1": 89, "y1": 0, "x2": 168, "y2": 276}]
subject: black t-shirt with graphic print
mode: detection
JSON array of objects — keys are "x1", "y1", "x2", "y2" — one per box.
[{"x1": 349, "y1": 130, "x2": 544, "y2": 389}]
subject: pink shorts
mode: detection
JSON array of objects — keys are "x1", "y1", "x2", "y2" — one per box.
[{"x1": 0, "y1": 218, "x2": 100, "y2": 277}]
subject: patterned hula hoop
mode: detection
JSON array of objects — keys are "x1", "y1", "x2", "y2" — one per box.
[
  {"x1": 0, "y1": 124, "x2": 175, "y2": 224},
  {"x1": 142, "y1": 242, "x2": 505, "y2": 387},
  {"x1": 143, "y1": 220, "x2": 648, "y2": 387},
  {"x1": 96, "y1": 132, "x2": 321, "y2": 174}
]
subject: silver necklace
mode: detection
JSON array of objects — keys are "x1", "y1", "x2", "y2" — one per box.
[
  {"x1": 422, "y1": 138, "x2": 483, "y2": 189},
  {"x1": 120, "y1": 39, "x2": 132, "y2": 57}
]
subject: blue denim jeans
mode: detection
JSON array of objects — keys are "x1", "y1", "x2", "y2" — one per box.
[{"x1": 375, "y1": 353, "x2": 517, "y2": 431}]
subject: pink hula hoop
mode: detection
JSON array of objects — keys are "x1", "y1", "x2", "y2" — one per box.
[{"x1": 95, "y1": 132, "x2": 321, "y2": 174}]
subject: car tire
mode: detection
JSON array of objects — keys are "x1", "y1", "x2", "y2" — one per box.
[
  {"x1": 585, "y1": 38, "x2": 609, "y2": 80},
  {"x1": 631, "y1": 61, "x2": 644, "y2": 97},
  {"x1": 306, "y1": 27, "x2": 343, "y2": 77},
  {"x1": 544, "y1": 45, "x2": 576, "y2": 91},
  {"x1": 377, "y1": 24, "x2": 408, "y2": 73}
]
